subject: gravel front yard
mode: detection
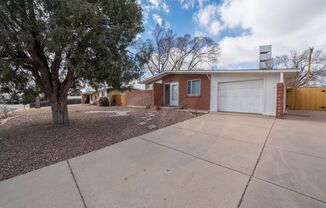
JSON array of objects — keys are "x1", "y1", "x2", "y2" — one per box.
[{"x1": 0, "y1": 104, "x2": 195, "y2": 181}]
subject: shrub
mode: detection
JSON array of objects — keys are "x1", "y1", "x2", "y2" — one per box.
[{"x1": 98, "y1": 97, "x2": 109, "y2": 106}]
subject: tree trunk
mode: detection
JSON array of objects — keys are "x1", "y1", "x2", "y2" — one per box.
[{"x1": 51, "y1": 97, "x2": 69, "y2": 125}]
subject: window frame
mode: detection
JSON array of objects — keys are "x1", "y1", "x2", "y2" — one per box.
[{"x1": 187, "y1": 79, "x2": 201, "y2": 96}]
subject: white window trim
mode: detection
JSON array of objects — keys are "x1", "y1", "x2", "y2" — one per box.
[{"x1": 187, "y1": 79, "x2": 201, "y2": 96}]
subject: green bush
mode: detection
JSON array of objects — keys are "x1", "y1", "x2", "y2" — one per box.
[{"x1": 98, "y1": 97, "x2": 109, "y2": 106}]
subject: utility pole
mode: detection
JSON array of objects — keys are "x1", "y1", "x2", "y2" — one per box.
[{"x1": 306, "y1": 47, "x2": 314, "y2": 88}]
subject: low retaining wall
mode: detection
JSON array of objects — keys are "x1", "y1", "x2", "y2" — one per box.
[{"x1": 30, "y1": 99, "x2": 81, "y2": 108}]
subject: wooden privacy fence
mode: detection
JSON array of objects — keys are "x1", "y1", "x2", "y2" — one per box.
[
  {"x1": 286, "y1": 87, "x2": 326, "y2": 110},
  {"x1": 115, "y1": 94, "x2": 126, "y2": 106}
]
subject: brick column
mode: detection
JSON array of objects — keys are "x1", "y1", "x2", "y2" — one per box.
[
  {"x1": 276, "y1": 83, "x2": 284, "y2": 119},
  {"x1": 152, "y1": 83, "x2": 163, "y2": 106}
]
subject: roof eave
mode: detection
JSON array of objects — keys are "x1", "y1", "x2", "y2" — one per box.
[{"x1": 139, "y1": 69, "x2": 299, "y2": 85}]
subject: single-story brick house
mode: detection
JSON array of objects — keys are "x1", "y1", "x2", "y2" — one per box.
[{"x1": 140, "y1": 69, "x2": 298, "y2": 117}]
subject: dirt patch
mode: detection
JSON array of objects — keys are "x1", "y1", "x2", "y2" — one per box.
[{"x1": 0, "y1": 104, "x2": 195, "y2": 181}]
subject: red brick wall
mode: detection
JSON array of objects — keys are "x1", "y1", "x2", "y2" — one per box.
[
  {"x1": 276, "y1": 83, "x2": 284, "y2": 119},
  {"x1": 152, "y1": 83, "x2": 163, "y2": 106},
  {"x1": 125, "y1": 90, "x2": 152, "y2": 107},
  {"x1": 162, "y1": 74, "x2": 211, "y2": 110}
]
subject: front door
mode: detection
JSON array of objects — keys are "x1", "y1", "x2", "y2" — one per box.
[
  {"x1": 170, "y1": 82, "x2": 179, "y2": 106},
  {"x1": 164, "y1": 82, "x2": 179, "y2": 106}
]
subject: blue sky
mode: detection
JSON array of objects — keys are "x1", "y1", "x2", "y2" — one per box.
[
  {"x1": 138, "y1": 0, "x2": 326, "y2": 69},
  {"x1": 141, "y1": 0, "x2": 248, "y2": 40}
]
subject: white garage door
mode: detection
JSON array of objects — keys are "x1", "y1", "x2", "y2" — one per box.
[{"x1": 218, "y1": 80, "x2": 264, "y2": 114}]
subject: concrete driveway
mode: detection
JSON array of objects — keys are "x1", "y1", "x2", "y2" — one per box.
[{"x1": 0, "y1": 111, "x2": 326, "y2": 208}]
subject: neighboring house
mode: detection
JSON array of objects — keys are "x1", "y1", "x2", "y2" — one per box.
[
  {"x1": 81, "y1": 85, "x2": 150, "y2": 106},
  {"x1": 140, "y1": 69, "x2": 298, "y2": 117},
  {"x1": 81, "y1": 88, "x2": 98, "y2": 105},
  {"x1": 81, "y1": 87, "x2": 119, "y2": 105},
  {"x1": 0, "y1": 93, "x2": 11, "y2": 103}
]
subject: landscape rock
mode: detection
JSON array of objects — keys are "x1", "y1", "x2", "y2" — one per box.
[
  {"x1": 147, "y1": 124, "x2": 157, "y2": 130},
  {"x1": 85, "y1": 110, "x2": 130, "y2": 116},
  {"x1": 0, "y1": 105, "x2": 193, "y2": 181}
]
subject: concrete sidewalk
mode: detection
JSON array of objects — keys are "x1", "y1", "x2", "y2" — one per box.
[{"x1": 0, "y1": 112, "x2": 326, "y2": 208}]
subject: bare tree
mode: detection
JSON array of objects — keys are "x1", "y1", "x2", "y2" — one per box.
[
  {"x1": 138, "y1": 23, "x2": 221, "y2": 75},
  {"x1": 274, "y1": 48, "x2": 326, "y2": 87}
]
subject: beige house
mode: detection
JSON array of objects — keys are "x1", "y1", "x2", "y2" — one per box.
[
  {"x1": 81, "y1": 87, "x2": 127, "y2": 106},
  {"x1": 81, "y1": 91, "x2": 98, "y2": 105}
]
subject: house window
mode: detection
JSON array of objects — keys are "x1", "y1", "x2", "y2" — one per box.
[{"x1": 187, "y1": 80, "x2": 201, "y2": 96}]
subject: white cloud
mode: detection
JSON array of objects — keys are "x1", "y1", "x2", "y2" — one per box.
[
  {"x1": 196, "y1": 4, "x2": 216, "y2": 26},
  {"x1": 161, "y1": 2, "x2": 170, "y2": 13},
  {"x1": 191, "y1": 0, "x2": 326, "y2": 68},
  {"x1": 141, "y1": 0, "x2": 169, "y2": 25},
  {"x1": 194, "y1": 3, "x2": 222, "y2": 36},
  {"x1": 152, "y1": 14, "x2": 163, "y2": 26},
  {"x1": 198, "y1": 0, "x2": 209, "y2": 8},
  {"x1": 217, "y1": 0, "x2": 326, "y2": 67},
  {"x1": 208, "y1": 20, "x2": 221, "y2": 35},
  {"x1": 135, "y1": 34, "x2": 142, "y2": 41},
  {"x1": 146, "y1": 0, "x2": 170, "y2": 13},
  {"x1": 148, "y1": 0, "x2": 160, "y2": 7},
  {"x1": 180, "y1": 0, "x2": 195, "y2": 9}
]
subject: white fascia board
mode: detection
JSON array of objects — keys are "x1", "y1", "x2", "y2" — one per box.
[{"x1": 140, "y1": 69, "x2": 298, "y2": 85}]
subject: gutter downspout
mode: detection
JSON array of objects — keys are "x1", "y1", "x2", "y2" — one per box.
[{"x1": 206, "y1": 73, "x2": 211, "y2": 80}]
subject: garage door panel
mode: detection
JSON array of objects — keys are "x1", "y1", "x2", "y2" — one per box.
[{"x1": 218, "y1": 80, "x2": 263, "y2": 114}]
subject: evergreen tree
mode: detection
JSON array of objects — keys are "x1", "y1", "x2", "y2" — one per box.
[{"x1": 0, "y1": 0, "x2": 143, "y2": 124}]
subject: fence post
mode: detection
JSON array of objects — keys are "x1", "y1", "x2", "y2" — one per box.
[{"x1": 35, "y1": 96, "x2": 40, "y2": 108}]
